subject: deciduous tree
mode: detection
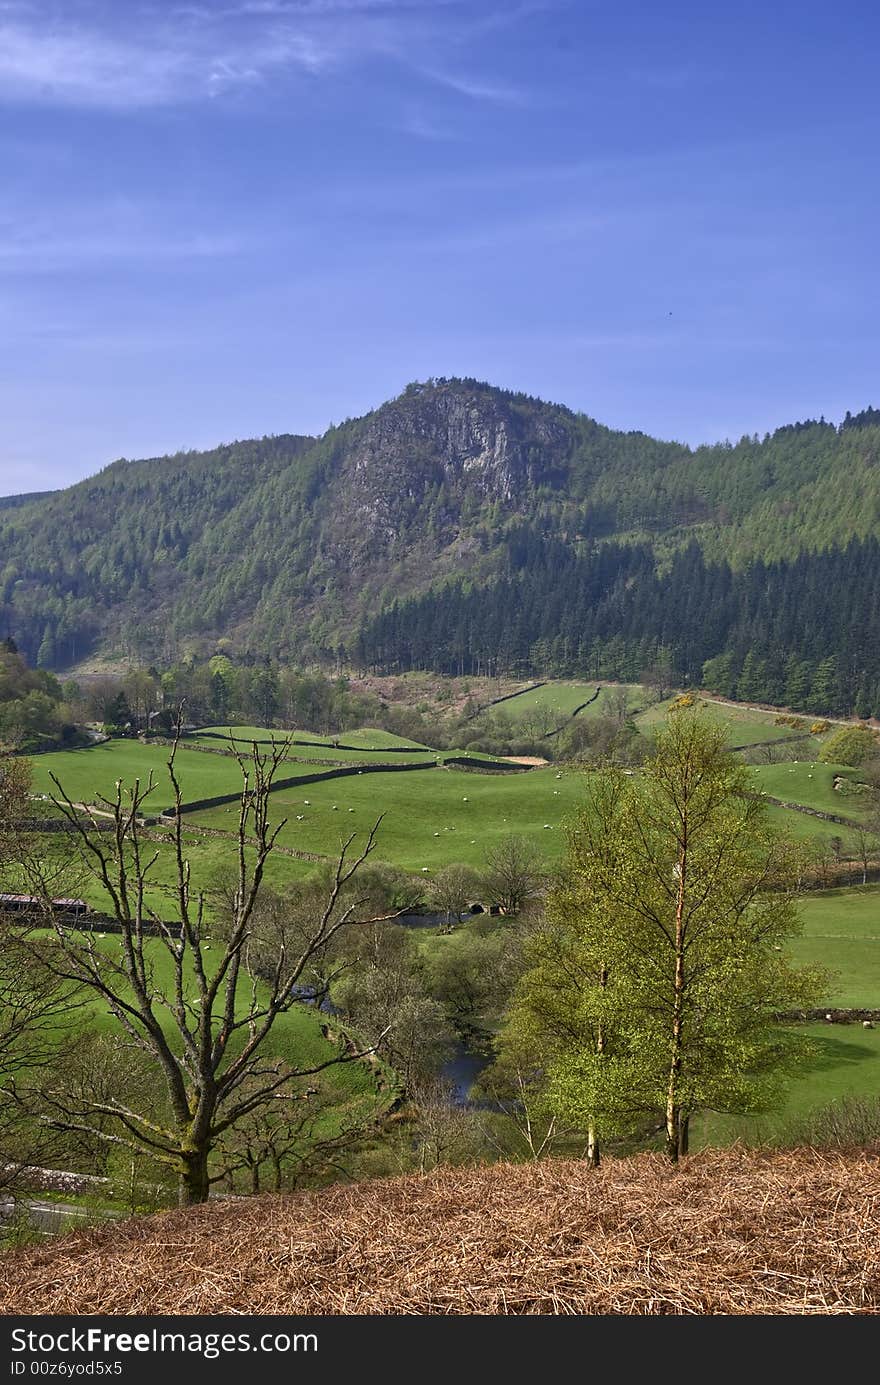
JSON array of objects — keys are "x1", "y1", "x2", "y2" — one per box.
[
  {"x1": 36, "y1": 732, "x2": 402, "y2": 1204},
  {"x1": 502, "y1": 710, "x2": 823, "y2": 1164}
]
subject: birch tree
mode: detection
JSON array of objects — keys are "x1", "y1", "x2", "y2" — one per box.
[{"x1": 502, "y1": 710, "x2": 824, "y2": 1164}]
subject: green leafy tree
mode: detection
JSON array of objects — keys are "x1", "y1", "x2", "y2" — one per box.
[
  {"x1": 819, "y1": 724, "x2": 879, "y2": 768},
  {"x1": 502, "y1": 710, "x2": 823, "y2": 1164}
]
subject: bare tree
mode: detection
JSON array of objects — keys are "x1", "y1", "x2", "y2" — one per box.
[
  {"x1": 605, "y1": 685, "x2": 631, "y2": 728},
  {"x1": 482, "y1": 834, "x2": 545, "y2": 915},
  {"x1": 476, "y1": 1061, "x2": 560, "y2": 1162},
  {"x1": 36, "y1": 730, "x2": 402, "y2": 1205},
  {"x1": 407, "y1": 1078, "x2": 482, "y2": 1174},
  {"x1": 213, "y1": 1078, "x2": 378, "y2": 1194},
  {"x1": 853, "y1": 824, "x2": 880, "y2": 886},
  {"x1": 431, "y1": 863, "x2": 482, "y2": 930}
]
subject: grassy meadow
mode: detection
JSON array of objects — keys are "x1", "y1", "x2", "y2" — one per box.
[
  {"x1": 694, "y1": 1024, "x2": 880, "y2": 1149},
  {"x1": 191, "y1": 762, "x2": 587, "y2": 873},
  {"x1": 489, "y1": 681, "x2": 609, "y2": 722},
  {"x1": 635, "y1": 694, "x2": 824, "y2": 746},
  {"x1": 790, "y1": 886, "x2": 880, "y2": 1007}
]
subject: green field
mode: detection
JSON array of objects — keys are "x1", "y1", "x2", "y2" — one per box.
[
  {"x1": 17, "y1": 828, "x2": 316, "y2": 918},
  {"x1": 191, "y1": 762, "x2": 589, "y2": 873},
  {"x1": 791, "y1": 886, "x2": 880, "y2": 1007},
  {"x1": 763, "y1": 803, "x2": 862, "y2": 853},
  {"x1": 29, "y1": 740, "x2": 247, "y2": 812},
  {"x1": 750, "y1": 760, "x2": 863, "y2": 817},
  {"x1": 493, "y1": 682, "x2": 601, "y2": 719},
  {"x1": 192, "y1": 725, "x2": 435, "y2": 754},
  {"x1": 635, "y1": 694, "x2": 822, "y2": 748},
  {"x1": 26, "y1": 730, "x2": 871, "y2": 899},
  {"x1": 19, "y1": 709, "x2": 880, "y2": 1164},
  {"x1": 695, "y1": 1023, "x2": 880, "y2": 1148}
]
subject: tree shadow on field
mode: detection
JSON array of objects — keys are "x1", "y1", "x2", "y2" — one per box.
[{"x1": 800, "y1": 1030, "x2": 878, "y2": 1071}]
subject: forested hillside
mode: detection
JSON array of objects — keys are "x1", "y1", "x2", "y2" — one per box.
[
  {"x1": 357, "y1": 535, "x2": 880, "y2": 716},
  {"x1": 3, "y1": 380, "x2": 879, "y2": 714}
]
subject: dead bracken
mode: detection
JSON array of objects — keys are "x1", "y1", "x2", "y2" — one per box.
[{"x1": 1, "y1": 1146, "x2": 878, "y2": 1315}]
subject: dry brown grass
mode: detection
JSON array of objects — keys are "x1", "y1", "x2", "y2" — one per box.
[{"x1": 1, "y1": 1147, "x2": 878, "y2": 1315}]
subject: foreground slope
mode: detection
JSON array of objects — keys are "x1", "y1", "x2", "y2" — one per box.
[{"x1": 2, "y1": 1148, "x2": 878, "y2": 1314}]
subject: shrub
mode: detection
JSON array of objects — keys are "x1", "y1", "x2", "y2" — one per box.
[{"x1": 819, "y1": 725, "x2": 879, "y2": 767}]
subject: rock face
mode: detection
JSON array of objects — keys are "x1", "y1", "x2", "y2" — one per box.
[
  {"x1": 332, "y1": 379, "x2": 575, "y2": 557},
  {"x1": 352, "y1": 382, "x2": 571, "y2": 501}
]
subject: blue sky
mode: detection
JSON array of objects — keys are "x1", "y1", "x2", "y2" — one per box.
[{"x1": 2, "y1": 0, "x2": 879, "y2": 493}]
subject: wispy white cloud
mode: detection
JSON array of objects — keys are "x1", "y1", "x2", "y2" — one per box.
[
  {"x1": 0, "y1": 3, "x2": 529, "y2": 109},
  {"x1": 417, "y1": 65, "x2": 525, "y2": 103},
  {"x1": 0, "y1": 21, "x2": 191, "y2": 107},
  {"x1": 0, "y1": 11, "x2": 343, "y2": 108}
]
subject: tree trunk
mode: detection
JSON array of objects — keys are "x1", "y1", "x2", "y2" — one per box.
[
  {"x1": 178, "y1": 1147, "x2": 211, "y2": 1206},
  {"x1": 665, "y1": 1104, "x2": 680, "y2": 1163},
  {"x1": 666, "y1": 848, "x2": 686, "y2": 1164},
  {"x1": 678, "y1": 1114, "x2": 689, "y2": 1157},
  {"x1": 586, "y1": 1121, "x2": 600, "y2": 1167}
]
